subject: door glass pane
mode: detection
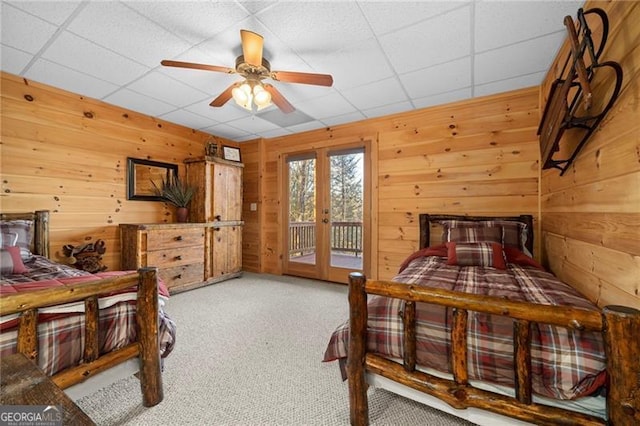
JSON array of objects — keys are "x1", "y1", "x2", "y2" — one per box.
[
  {"x1": 288, "y1": 157, "x2": 316, "y2": 265},
  {"x1": 329, "y1": 151, "x2": 363, "y2": 269}
]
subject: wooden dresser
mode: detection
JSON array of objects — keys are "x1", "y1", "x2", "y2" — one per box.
[
  {"x1": 120, "y1": 156, "x2": 244, "y2": 294},
  {"x1": 120, "y1": 221, "x2": 242, "y2": 294}
]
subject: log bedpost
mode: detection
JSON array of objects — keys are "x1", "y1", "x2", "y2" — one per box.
[
  {"x1": 136, "y1": 267, "x2": 163, "y2": 407},
  {"x1": 348, "y1": 272, "x2": 369, "y2": 426},
  {"x1": 602, "y1": 305, "x2": 640, "y2": 426}
]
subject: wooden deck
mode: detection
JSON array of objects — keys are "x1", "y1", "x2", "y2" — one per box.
[{"x1": 289, "y1": 252, "x2": 362, "y2": 270}]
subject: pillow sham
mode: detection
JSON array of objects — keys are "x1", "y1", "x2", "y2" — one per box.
[
  {"x1": 446, "y1": 241, "x2": 506, "y2": 269},
  {"x1": 0, "y1": 246, "x2": 28, "y2": 275},
  {"x1": 447, "y1": 226, "x2": 502, "y2": 244},
  {"x1": 0, "y1": 220, "x2": 33, "y2": 260},
  {"x1": 439, "y1": 219, "x2": 528, "y2": 251}
]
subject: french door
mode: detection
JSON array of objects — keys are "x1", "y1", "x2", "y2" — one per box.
[{"x1": 283, "y1": 143, "x2": 369, "y2": 283}]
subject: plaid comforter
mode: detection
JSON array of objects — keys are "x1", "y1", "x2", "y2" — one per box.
[
  {"x1": 323, "y1": 246, "x2": 606, "y2": 400},
  {"x1": 1, "y1": 255, "x2": 176, "y2": 376}
]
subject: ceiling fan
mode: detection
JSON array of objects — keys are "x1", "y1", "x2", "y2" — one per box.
[{"x1": 161, "y1": 29, "x2": 333, "y2": 114}]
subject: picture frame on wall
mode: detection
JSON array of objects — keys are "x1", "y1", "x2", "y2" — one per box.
[{"x1": 222, "y1": 146, "x2": 241, "y2": 162}]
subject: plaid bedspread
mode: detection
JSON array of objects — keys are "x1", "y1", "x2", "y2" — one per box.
[
  {"x1": 323, "y1": 246, "x2": 606, "y2": 400},
  {"x1": 1, "y1": 255, "x2": 176, "y2": 376}
]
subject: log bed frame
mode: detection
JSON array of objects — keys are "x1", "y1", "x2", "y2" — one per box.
[
  {"x1": 347, "y1": 214, "x2": 640, "y2": 426},
  {"x1": 0, "y1": 210, "x2": 163, "y2": 407}
]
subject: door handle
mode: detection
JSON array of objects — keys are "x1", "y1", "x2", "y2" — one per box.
[{"x1": 322, "y1": 218, "x2": 329, "y2": 224}]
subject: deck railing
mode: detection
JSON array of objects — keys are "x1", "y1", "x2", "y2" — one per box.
[{"x1": 289, "y1": 221, "x2": 362, "y2": 256}]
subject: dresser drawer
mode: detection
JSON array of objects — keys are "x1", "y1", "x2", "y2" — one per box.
[
  {"x1": 146, "y1": 228, "x2": 204, "y2": 250},
  {"x1": 159, "y1": 263, "x2": 204, "y2": 291},
  {"x1": 147, "y1": 245, "x2": 204, "y2": 268}
]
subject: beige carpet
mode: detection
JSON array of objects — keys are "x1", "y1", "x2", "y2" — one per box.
[{"x1": 77, "y1": 273, "x2": 473, "y2": 425}]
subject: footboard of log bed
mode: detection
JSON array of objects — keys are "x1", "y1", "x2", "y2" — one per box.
[
  {"x1": 0, "y1": 268, "x2": 163, "y2": 407},
  {"x1": 347, "y1": 272, "x2": 640, "y2": 426}
]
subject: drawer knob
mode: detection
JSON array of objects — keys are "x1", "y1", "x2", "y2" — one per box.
[
  {"x1": 174, "y1": 274, "x2": 182, "y2": 280},
  {"x1": 213, "y1": 227, "x2": 220, "y2": 231},
  {"x1": 174, "y1": 255, "x2": 182, "y2": 261},
  {"x1": 214, "y1": 215, "x2": 222, "y2": 221},
  {"x1": 175, "y1": 235, "x2": 183, "y2": 241}
]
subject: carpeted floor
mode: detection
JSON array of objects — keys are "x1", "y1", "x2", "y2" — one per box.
[{"x1": 77, "y1": 273, "x2": 473, "y2": 425}]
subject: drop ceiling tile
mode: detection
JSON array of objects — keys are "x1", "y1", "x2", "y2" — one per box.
[
  {"x1": 226, "y1": 115, "x2": 280, "y2": 134},
  {"x1": 412, "y1": 87, "x2": 472, "y2": 110},
  {"x1": 259, "y1": 127, "x2": 294, "y2": 139},
  {"x1": 159, "y1": 64, "x2": 238, "y2": 97},
  {"x1": 400, "y1": 56, "x2": 471, "y2": 100},
  {"x1": 25, "y1": 59, "x2": 119, "y2": 99},
  {"x1": 7, "y1": 1, "x2": 82, "y2": 25},
  {"x1": 159, "y1": 109, "x2": 219, "y2": 131},
  {"x1": 474, "y1": 1, "x2": 582, "y2": 52},
  {"x1": 309, "y1": 38, "x2": 393, "y2": 90},
  {"x1": 201, "y1": 123, "x2": 252, "y2": 140},
  {"x1": 342, "y1": 77, "x2": 408, "y2": 110},
  {"x1": 0, "y1": 44, "x2": 33, "y2": 74},
  {"x1": 104, "y1": 88, "x2": 176, "y2": 117},
  {"x1": 361, "y1": 101, "x2": 413, "y2": 119},
  {"x1": 67, "y1": 2, "x2": 190, "y2": 68},
  {"x1": 379, "y1": 5, "x2": 471, "y2": 74},
  {"x1": 42, "y1": 31, "x2": 149, "y2": 85},
  {"x1": 124, "y1": 1, "x2": 249, "y2": 44},
  {"x1": 286, "y1": 120, "x2": 326, "y2": 134},
  {"x1": 474, "y1": 71, "x2": 546, "y2": 97},
  {"x1": 474, "y1": 31, "x2": 565, "y2": 85},
  {"x1": 237, "y1": 1, "x2": 278, "y2": 15},
  {"x1": 294, "y1": 93, "x2": 357, "y2": 120},
  {"x1": 258, "y1": 2, "x2": 373, "y2": 54},
  {"x1": 1, "y1": 4, "x2": 58, "y2": 54},
  {"x1": 185, "y1": 101, "x2": 248, "y2": 124},
  {"x1": 360, "y1": 1, "x2": 467, "y2": 35},
  {"x1": 271, "y1": 84, "x2": 336, "y2": 105},
  {"x1": 126, "y1": 71, "x2": 209, "y2": 107},
  {"x1": 322, "y1": 111, "x2": 367, "y2": 127}
]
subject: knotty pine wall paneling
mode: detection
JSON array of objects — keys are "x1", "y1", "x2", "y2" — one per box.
[
  {"x1": 540, "y1": 1, "x2": 640, "y2": 309},
  {"x1": 240, "y1": 140, "x2": 261, "y2": 272},
  {"x1": 0, "y1": 72, "x2": 237, "y2": 270},
  {"x1": 244, "y1": 86, "x2": 540, "y2": 281}
]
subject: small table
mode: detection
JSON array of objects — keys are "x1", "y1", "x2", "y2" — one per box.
[{"x1": 0, "y1": 353, "x2": 95, "y2": 425}]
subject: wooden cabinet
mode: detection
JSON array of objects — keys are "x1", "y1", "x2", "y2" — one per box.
[
  {"x1": 184, "y1": 156, "x2": 243, "y2": 223},
  {"x1": 185, "y1": 156, "x2": 244, "y2": 284},
  {"x1": 120, "y1": 222, "x2": 242, "y2": 294}
]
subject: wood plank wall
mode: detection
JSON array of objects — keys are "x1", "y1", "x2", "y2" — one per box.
[
  {"x1": 241, "y1": 86, "x2": 540, "y2": 281},
  {"x1": 540, "y1": 1, "x2": 640, "y2": 309},
  {"x1": 0, "y1": 72, "x2": 237, "y2": 270}
]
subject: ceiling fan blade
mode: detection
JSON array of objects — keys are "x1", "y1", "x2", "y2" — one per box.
[
  {"x1": 241, "y1": 30, "x2": 264, "y2": 67},
  {"x1": 161, "y1": 60, "x2": 235, "y2": 74},
  {"x1": 210, "y1": 82, "x2": 240, "y2": 107},
  {"x1": 271, "y1": 70, "x2": 333, "y2": 87},
  {"x1": 263, "y1": 84, "x2": 295, "y2": 113}
]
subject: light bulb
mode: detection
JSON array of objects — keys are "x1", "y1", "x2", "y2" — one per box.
[{"x1": 253, "y1": 85, "x2": 272, "y2": 109}]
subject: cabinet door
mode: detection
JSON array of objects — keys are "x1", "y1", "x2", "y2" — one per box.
[
  {"x1": 210, "y1": 225, "x2": 242, "y2": 278},
  {"x1": 212, "y1": 163, "x2": 242, "y2": 221}
]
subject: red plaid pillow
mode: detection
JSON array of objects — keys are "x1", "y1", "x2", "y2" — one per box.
[
  {"x1": 0, "y1": 246, "x2": 28, "y2": 274},
  {"x1": 447, "y1": 226, "x2": 502, "y2": 244},
  {"x1": 446, "y1": 242, "x2": 506, "y2": 269},
  {"x1": 440, "y1": 219, "x2": 527, "y2": 251}
]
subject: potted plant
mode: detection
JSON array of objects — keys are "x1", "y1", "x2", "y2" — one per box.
[{"x1": 152, "y1": 175, "x2": 196, "y2": 223}]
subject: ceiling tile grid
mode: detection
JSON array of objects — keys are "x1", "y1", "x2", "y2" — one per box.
[{"x1": 0, "y1": 0, "x2": 583, "y2": 142}]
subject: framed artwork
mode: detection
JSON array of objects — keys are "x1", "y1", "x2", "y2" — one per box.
[
  {"x1": 126, "y1": 157, "x2": 178, "y2": 201},
  {"x1": 222, "y1": 146, "x2": 241, "y2": 162}
]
